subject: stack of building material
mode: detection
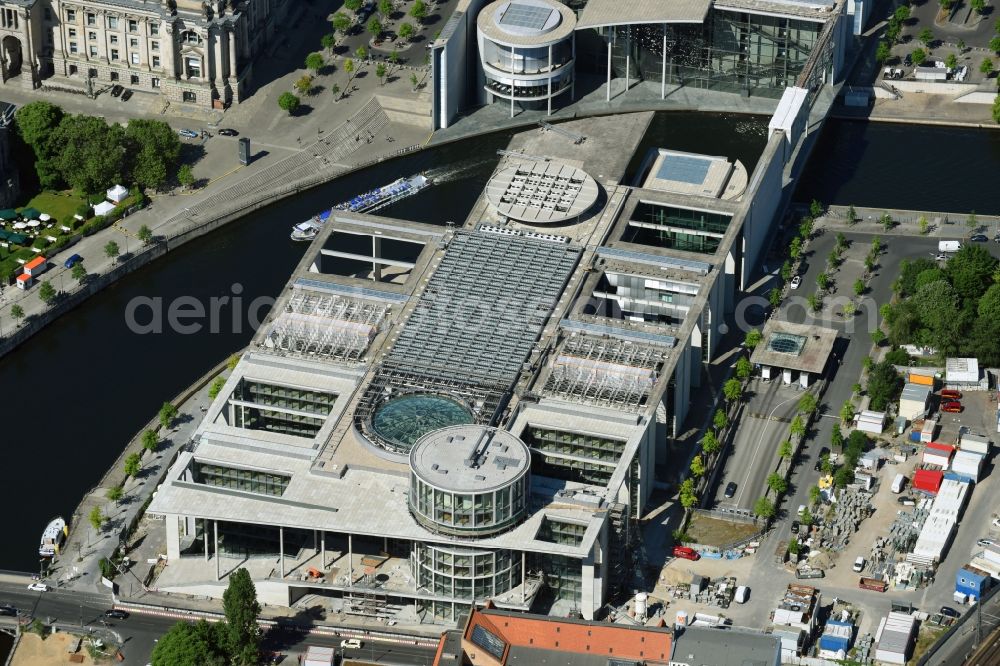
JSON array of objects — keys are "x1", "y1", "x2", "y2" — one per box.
[{"x1": 818, "y1": 619, "x2": 853, "y2": 660}]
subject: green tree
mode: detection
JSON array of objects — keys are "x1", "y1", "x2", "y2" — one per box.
[
  {"x1": 690, "y1": 454, "x2": 706, "y2": 477},
  {"x1": 331, "y1": 83, "x2": 341, "y2": 100},
  {"x1": 809, "y1": 485, "x2": 821, "y2": 506},
  {"x1": 701, "y1": 430, "x2": 721, "y2": 456},
  {"x1": 344, "y1": 58, "x2": 356, "y2": 82},
  {"x1": 828, "y1": 249, "x2": 841, "y2": 270},
  {"x1": 834, "y1": 465, "x2": 855, "y2": 488},
  {"x1": 843, "y1": 302, "x2": 857, "y2": 317},
  {"x1": 778, "y1": 440, "x2": 794, "y2": 460},
  {"x1": 71, "y1": 261, "x2": 87, "y2": 282},
  {"x1": 331, "y1": 12, "x2": 352, "y2": 35},
  {"x1": 981, "y1": 58, "x2": 995, "y2": 76},
  {"x1": 321, "y1": 33, "x2": 337, "y2": 52},
  {"x1": 305, "y1": 52, "x2": 324, "y2": 74},
  {"x1": 798, "y1": 393, "x2": 817, "y2": 415},
  {"x1": 379, "y1": 0, "x2": 394, "y2": 17},
  {"x1": 788, "y1": 539, "x2": 801, "y2": 556},
  {"x1": 835, "y1": 232, "x2": 847, "y2": 251},
  {"x1": 222, "y1": 568, "x2": 261, "y2": 665},
  {"x1": 817, "y1": 273, "x2": 828, "y2": 290},
  {"x1": 159, "y1": 401, "x2": 178, "y2": 429},
  {"x1": 277, "y1": 92, "x2": 300, "y2": 114},
  {"x1": 141, "y1": 429, "x2": 158, "y2": 453},
  {"x1": 151, "y1": 620, "x2": 226, "y2": 666},
  {"x1": 38, "y1": 281, "x2": 56, "y2": 304},
  {"x1": 790, "y1": 415, "x2": 806, "y2": 439},
  {"x1": 124, "y1": 119, "x2": 182, "y2": 190},
  {"x1": 806, "y1": 292, "x2": 819, "y2": 312},
  {"x1": 754, "y1": 496, "x2": 775, "y2": 519},
  {"x1": 852, "y1": 382, "x2": 863, "y2": 397},
  {"x1": 876, "y1": 40, "x2": 890, "y2": 65},
  {"x1": 879, "y1": 212, "x2": 894, "y2": 230},
  {"x1": 345, "y1": 0, "x2": 363, "y2": 10},
  {"x1": 10, "y1": 304, "x2": 24, "y2": 325},
  {"x1": 679, "y1": 479, "x2": 698, "y2": 509},
  {"x1": 137, "y1": 224, "x2": 153, "y2": 245},
  {"x1": 744, "y1": 328, "x2": 763, "y2": 350},
  {"x1": 713, "y1": 408, "x2": 728, "y2": 433},
  {"x1": 107, "y1": 485, "x2": 124, "y2": 504},
  {"x1": 831, "y1": 422, "x2": 844, "y2": 450},
  {"x1": 894, "y1": 5, "x2": 911, "y2": 21},
  {"x1": 918, "y1": 28, "x2": 934, "y2": 48},
  {"x1": 781, "y1": 260, "x2": 793, "y2": 282},
  {"x1": 845, "y1": 204, "x2": 857, "y2": 224},
  {"x1": 767, "y1": 473, "x2": 788, "y2": 494},
  {"x1": 769, "y1": 287, "x2": 783, "y2": 309},
  {"x1": 958, "y1": 38, "x2": 966, "y2": 52},
  {"x1": 89, "y1": 506, "x2": 106, "y2": 532},
  {"x1": 991, "y1": 36, "x2": 1000, "y2": 56},
  {"x1": 809, "y1": 199, "x2": 823, "y2": 218},
  {"x1": 355, "y1": 45, "x2": 368, "y2": 61},
  {"x1": 723, "y1": 378, "x2": 742, "y2": 403},
  {"x1": 208, "y1": 376, "x2": 226, "y2": 399},
  {"x1": 53, "y1": 114, "x2": 125, "y2": 194},
  {"x1": 867, "y1": 359, "x2": 903, "y2": 411},
  {"x1": 227, "y1": 354, "x2": 240, "y2": 371},
  {"x1": 367, "y1": 16, "x2": 383, "y2": 39},
  {"x1": 410, "y1": 0, "x2": 427, "y2": 22},
  {"x1": 124, "y1": 452, "x2": 142, "y2": 477},
  {"x1": 104, "y1": 240, "x2": 120, "y2": 262},
  {"x1": 853, "y1": 278, "x2": 865, "y2": 296},
  {"x1": 799, "y1": 217, "x2": 814, "y2": 240},
  {"x1": 399, "y1": 21, "x2": 415, "y2": 41},
  {"x1": 376, "y1": 62, "x2": 387, "y2": 85},
  {"x1": 800, "y1": 507, "x2": 813, "y2": 526},
  {"x1": 972, "y1": 0, "x2": 987, "y2": 14},
  {"x1": 918, "y1": 216, "x2": 929, "y2": 235},
  {"x1": 871, "y1": 328, "x2": 886, "y2": 346},
  {"x1": 410, "y1": 72, "x2": 420, "y2": 90},
  {"x1": 294, "y1": 75, "x2": 313, "y2": 96},
  {"x1": 944, "y1": 54, "x2": 957, "y2": 71},
  {"x1": 177, "y1": 164, "x2": 195, "y2": 188},
  {"x1": 736, "y1": 356, "x2": 752, "y2": 381},
  {"x1": 15, "y1": 101, "x2": 65, "y2": 188},
  {"x1": 789, "y1": 236, "x2": 802, "y2": 259},
  {"x1": 840, "y1": 400, "x2": 855, "y2": 424}
]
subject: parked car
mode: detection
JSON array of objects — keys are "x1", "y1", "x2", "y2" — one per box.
[
  {"x1": 673, "y1": 546, "x2": 700, "y2": 561},
  {"x1": 724, "y1": 482, "x2": 737, "y2": 498},
  {"x1": 0, "y1": 606, "x2": 16, "y2": 616},
  {"x1": 178, "y1": 128, "x2": 199, "y2": 138},
  {"x1": 941, "y1": 401, "x2": 963, "y2": 413},
  {"x1": 940, "y1": 389, "x2": 962, "y2": 400},
  {"x1": 797, "y1": 504, "x2": 807, "y2": 517},
  {"x1": 897, "y1": 496, "x2": 916, "y2": 506},
  {"x1": 790, "y1": 275, "x2": 801, "y2": 290},
  {"x1": 970, "y1": 234, "x2": 988, "y2": 242},
  {"x1": 104, "y1": 609, "x2": 129, "y2": 620},
  {"x1": 110, "y1": 84, "x2": 123, "y2": 97},
  {"x1": 64, "y1": 253, "x2": 83, "y2": 268},
  {"x1": 734, "y1": 586, "x2": 750, "y2": 603},
  {"x1": 977, "y1": 539, "x2": 995, "y2": 548},
  {"x1": 994, "y1": 234, "x2": 1000, "y2": 243},
  {"x1": 340, "y1": 639, "x2": 363, "y2": 650},
  {"x1": 27, "y1": 583, "x2": 48, "y2": 592},
  {"x1": 121, "y1": 89, "x2": 133, "y2": 101},
  {"x1": 940, "y1": 606, "x2": 960, "y2": 618},
  {"x1": 217, "y1": 128, "x2": 239, "y2": 136},
  {"x1": 790, "y1": 520, "x2": 801, "y2": 534},
  {"x1": 853, "y1": 556, "x2": 865, "y2": 572}
]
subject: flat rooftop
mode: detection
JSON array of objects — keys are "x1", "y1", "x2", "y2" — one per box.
[
  {"x1": 749, "y1": 319, "x2": 837, "y2": 375},
  {"x1": 643, "y1": 149, "x2": 735, "y2": 199},
  {"x1": 577, "y1": 0, "x2": 712, "y2": 28},
  {"x1": 478, "y1": 0, "x2": 576, "y2": 46},
  {"x1": 484, "y1": 160, "x2": 600, "y2": 224},
  {"x1": 410, "y1": 426, "x2": 530, "y2": 493}
]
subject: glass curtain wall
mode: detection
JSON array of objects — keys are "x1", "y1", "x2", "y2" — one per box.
[{"x1": 413, "y1": 543, "x2": 520, "y2": 620}]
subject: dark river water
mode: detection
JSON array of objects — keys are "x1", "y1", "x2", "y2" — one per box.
[{"x1": 0, "y1": 113, "x2": 994, "y2": 573}]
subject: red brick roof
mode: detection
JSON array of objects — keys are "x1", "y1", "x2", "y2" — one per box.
[{"x1": 461, "y1": 605, "x2": 672, "y2": 664}]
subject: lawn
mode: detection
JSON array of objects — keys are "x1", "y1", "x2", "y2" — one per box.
[
  {"x1": 686, "y1": 513, "x2": 761, "y2": 547},
  {"x1": 19, "y1": 190, "x2": 87, "y2": 224}
]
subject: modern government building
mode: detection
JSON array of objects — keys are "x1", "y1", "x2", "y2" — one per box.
[
  {"x1": 148, "y1": 86, "x2": 814, "y2": 624},
  {"x1": 433, "y1": 0, "x2": 851, "y2": 127}
]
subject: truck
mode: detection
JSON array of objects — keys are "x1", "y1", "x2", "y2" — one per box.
[
  {"x1": 891, "y1": 473, "x2": 906, "y2": 494},
  {"x1": 939, "y1": 240, "x2": 961, "y2": 253},
  {"x1": 859, "y1": 577, "x2": 888, "y2": 592}
]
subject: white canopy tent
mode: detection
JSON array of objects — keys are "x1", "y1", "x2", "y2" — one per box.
[
  {"x1": 107, "y1": 184, "x2": 128, "y2": 203},
  {"x1": 93, "y1": 201, "x2": 116, "y2": 217}
]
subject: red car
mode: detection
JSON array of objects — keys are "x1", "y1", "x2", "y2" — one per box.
[
  {"x1": 940, "y1": 389, "x2": 962, "y2": 400},
  {"x1": 941, "y1": 401, "x2": 963, "y2": 413},
  {"x1": 673, "y1": 546, "x2": 700, "y2": 561}
]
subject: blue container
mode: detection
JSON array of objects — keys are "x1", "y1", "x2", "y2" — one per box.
[{"x1": 909, "y1": 431, "x2": 921, "y2": 442}]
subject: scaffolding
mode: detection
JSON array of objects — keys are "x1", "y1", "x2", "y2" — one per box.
[
  {"x1": 543, "y1": 334, "x2": 668, "y2": 412},
  {"x1": 262, "y1": 288, "x2": 389, "y2": 362}
]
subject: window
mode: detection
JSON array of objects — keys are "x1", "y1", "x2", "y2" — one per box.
[
  {"x1": 110, "y1": 71, "x2": 119, "y2": 81},
  {"x1": 129, "y1": 38, "x2": 138, "y2": 48},
  {"x1": 88, "y1": 68, "x2": 98, "y2": 78},
  {"x1": 150, "y1": 22, "x2": 159, "y2": 36},
  {"x1": 86, "y1": 13, "x2": 95, "y2": 26},
  {"x1": 89, "y1": 45, "x2": 97, "y2": 57},
  {"x1": 183, "y1": 31, "x2": 201, "y2": 45},
  {"x1": 110, "y1": 35, "x2": 118, "y2": 45},
  {"x1": 66, "y1": 9, "x2": 76, "y2": 22},
  {"x1": 151, "y1": 76, "x2": 160, "y2": 88},
  {"x1": 130, "y1": 74, "x2": 139, "y2": 84},
  {"x1": 107, "y1": 16, "x2": 118, "y2": 29},
  {"x1": 152, "y1": 55, "x2": 160, "y2": 67},
  {"x1": 69, "y1": 64, "x2": 78, "y2": 75},
  {"x1": 130, "y1": 52, "x2": 139, "y2": 65},
  {"x1": 68, "y1": 28, "x2": 76, "y2": 38},
  {"x1": 151, "y1": 40, "x2": 159, "y2": 51},
  {"x1": 128, "y1": 19, "x2": 138, "y2": 32},
  {"x1": 111, "y1": 48, "x2": 119, "y2": 61},
  {"x1": 88, "y1": 31, "x2": 96, "y2": 41},
  {"x1": 69, "y1": 42, "x2": 78, "y2": 54},
  {"x1": 182, "y1": 91, "x2": 197, "y2": 103},
  {"x1": 185, "y1": 56, "x2": 201, "y2": 78}
]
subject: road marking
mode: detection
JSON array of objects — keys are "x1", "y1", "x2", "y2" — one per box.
[{"x1": 735, "y1": 394, "x2": 800, "y2": 507}]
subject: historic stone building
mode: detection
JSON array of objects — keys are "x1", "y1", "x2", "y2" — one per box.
[{"x1": 0, "y1": 0, "x2": 288, "y2": 109}]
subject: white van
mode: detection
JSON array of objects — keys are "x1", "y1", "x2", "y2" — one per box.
[
  {"x1": 938, "y1": 240, "x2": 961, "y2": 253},
  {"x1": 734, "y1": 586, "x2": 750, "y2": 604},
  {"x1": 853, "y1": 556, "x2": 865, "y2": 573},
  {"x1": 891, "y1": 473, "x2": 906, "y2": 494}
]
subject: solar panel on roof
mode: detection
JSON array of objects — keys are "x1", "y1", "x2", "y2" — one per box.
[
  {"x1": 470, "y1": 624, "x2": 506, "y2": 660},
  {"x1": 500, "y1": 3, "x2": 553, "y2": 29},
  {"x1": 655, "y1": 154, "x2": 711, "y2": 185}
]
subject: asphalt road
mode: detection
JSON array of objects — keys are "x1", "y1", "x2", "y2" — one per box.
[{"x1": 0, "y1": 579, "x2": 439, "y2": 666}]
